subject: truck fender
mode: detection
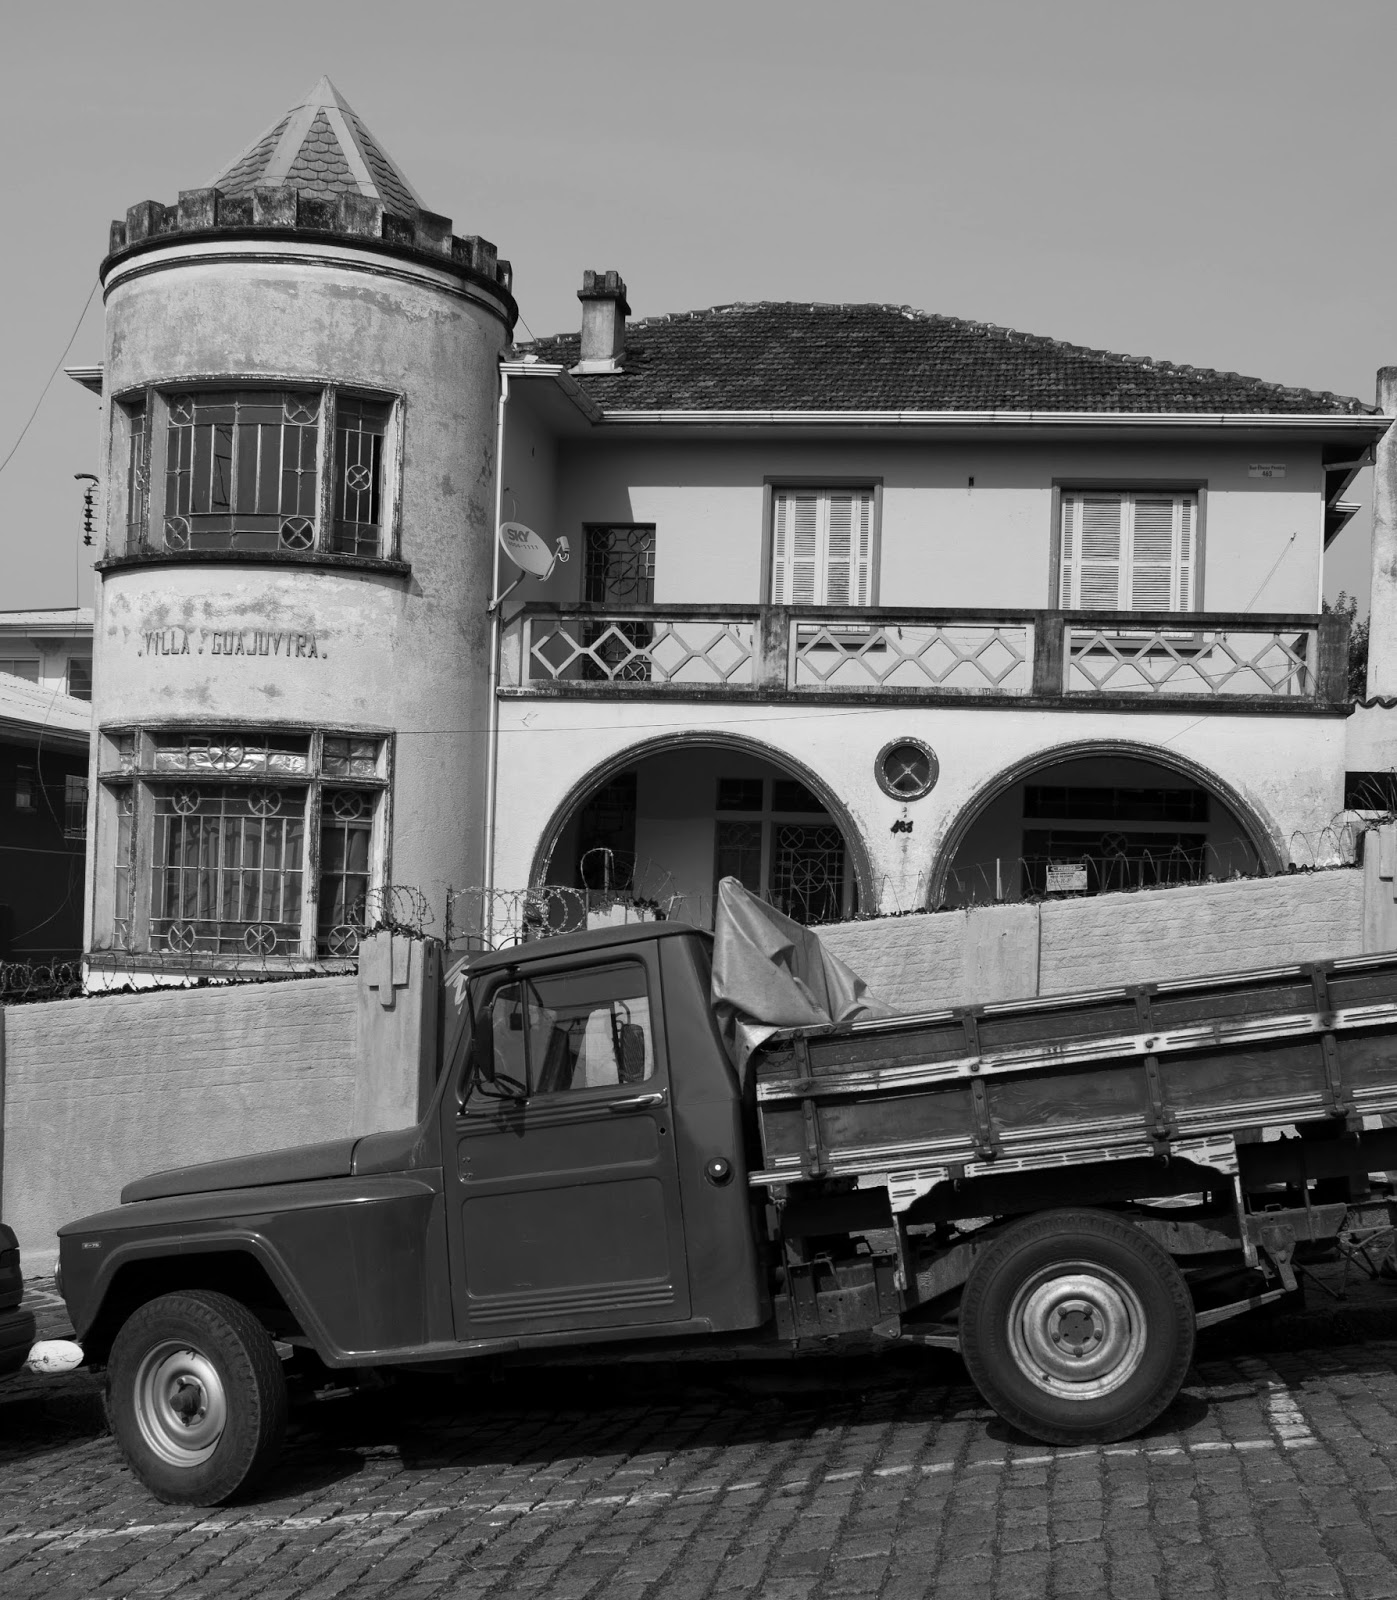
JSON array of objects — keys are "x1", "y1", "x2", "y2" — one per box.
[{"x1": 75, "y1": 1229, "x2": 338, "y2": 1365}]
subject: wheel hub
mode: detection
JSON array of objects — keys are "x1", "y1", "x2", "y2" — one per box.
[
  {"x1": 132, "y1": 1343, "x2": 228, "y2": 1467},
  {"x1": 1007, "y1": 1262, "x2": 1148, "y2": 1400}
]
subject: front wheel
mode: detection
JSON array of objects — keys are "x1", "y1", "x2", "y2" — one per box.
[
  {"x1": 106, "y1": 1289, "x2": 287, "y2": 1505},
  {"x1": 959, "y1": 1209, "x2": 1194, "y2": 1446}
]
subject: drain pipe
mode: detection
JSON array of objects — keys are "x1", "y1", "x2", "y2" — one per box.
[{"x1": 482, "y1": 369, "x2": 510, "y2": 945}]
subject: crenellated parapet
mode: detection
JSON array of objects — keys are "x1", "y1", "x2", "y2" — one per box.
[{"x1": 104, "y1": 185, "x2": 513, "y2": 310}]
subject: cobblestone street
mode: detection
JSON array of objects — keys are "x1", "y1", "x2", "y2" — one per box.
[{"x1": 9, "y1": 1284, "x2": 1397, "y2": 1599}]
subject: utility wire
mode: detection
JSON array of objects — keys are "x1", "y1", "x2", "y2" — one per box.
[{"x1": 0, "y1": 278, "x2": 99, "y2": 479}]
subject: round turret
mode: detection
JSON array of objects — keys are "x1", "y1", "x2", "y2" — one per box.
[{"x1": 86, "y1": 78, "x2": 513, "y2": 974}]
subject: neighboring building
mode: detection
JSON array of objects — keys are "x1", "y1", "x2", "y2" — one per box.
[
  {"x1": 0, "y1": 664, "x2": 91, "y2": 964},
  {"x1": 72, "y1": 76, "x2": 1396, "y2": 976},
  {"x1": 0, "y1": 609, "x2": 94, "y2": 702}
]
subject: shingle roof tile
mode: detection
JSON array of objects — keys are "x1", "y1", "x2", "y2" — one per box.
[
  {"x1": 515, "y1": 301, "x2": 1373, "y2": 416},
  {"x1": 209, "y1": 75, "x2": 425, "y2": 219}
]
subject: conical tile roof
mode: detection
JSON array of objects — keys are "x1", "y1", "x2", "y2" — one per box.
[{"x1": 209, "y1": 76, "x2": 425, "y2": 219}]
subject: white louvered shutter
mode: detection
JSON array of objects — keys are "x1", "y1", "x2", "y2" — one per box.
[
  {"x1": 1129, "y1": 497, "x2": 1176, "y2": 611},
  {"x1": 1177, "y1": 497, "x2": 1195, "y2": 609},
  {"x1": 772, "y1": 489, "x2": 874, "y2": 604},
  {"x1": 772, "y1": 493, "x2": 789, "y2": 601},
  {"x1": 1061, "y1": 493, "x2": 1126, "y2": 609},
  {"x1": 1062, "y1": 491, "x2": 1197, "y2": 612}
]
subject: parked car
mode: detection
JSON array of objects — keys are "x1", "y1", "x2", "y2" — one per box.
[{"x1": 0, "y1": 1223, "x2": 36, "y2": 1377}]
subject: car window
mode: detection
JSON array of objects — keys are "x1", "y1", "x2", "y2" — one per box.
[{"x1": 529, "y1": 962, "x2": 656, "y2": 1095}]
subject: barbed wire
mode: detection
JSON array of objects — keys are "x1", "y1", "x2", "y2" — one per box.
[
  {"x1": 10, "y1": 811, "x2": 1395, "y2": 1000},
  {"x1": 0, "y1": 960, "x2": 84, "y2": 1004}
]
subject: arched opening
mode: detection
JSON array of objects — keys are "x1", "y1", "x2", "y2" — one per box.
[
  {"x1": 932, "y1": 742, "x2": 1280, "y2": 909},
  {"x1": 531, "y1": 735, "x2": 873, "y2": 931}
]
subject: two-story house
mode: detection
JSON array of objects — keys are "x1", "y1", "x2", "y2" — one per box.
[{"x1": 73, "y1": 78, "x2": 1392, "y2": 975}]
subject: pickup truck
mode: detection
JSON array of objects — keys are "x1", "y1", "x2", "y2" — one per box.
[{"x1": 56, "y1": 917, "x2": 1397, "y2": 1506}]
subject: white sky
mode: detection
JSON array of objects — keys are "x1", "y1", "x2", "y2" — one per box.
[{"x1": 1, "y1": 0, "x2": 1392, "y2": 612}]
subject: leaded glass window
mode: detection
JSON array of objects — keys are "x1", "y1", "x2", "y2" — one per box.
[{"x1": 163, "y1": 390, "x2": 320, "y2": 552}]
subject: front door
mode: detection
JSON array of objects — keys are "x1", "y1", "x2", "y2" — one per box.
[{"x1": 445, "y1": 947, "x2": 691, "y2": 1341}]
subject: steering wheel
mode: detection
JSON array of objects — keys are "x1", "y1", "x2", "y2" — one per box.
[{"x1": 490, "y1": 1048, "x2": 529, "y2": 1100}]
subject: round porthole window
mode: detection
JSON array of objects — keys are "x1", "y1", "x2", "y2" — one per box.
[{"x1": 876, "y1": 738, "x2": 939, "y2": 801}]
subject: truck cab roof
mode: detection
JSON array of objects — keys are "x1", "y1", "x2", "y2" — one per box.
[{"x1": 456, "y1": 920, "x2": 708, "y2": 977}]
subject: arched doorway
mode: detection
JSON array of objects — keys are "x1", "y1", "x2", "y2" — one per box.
[
  {"x1": 532, "y1": 734, "x2": 874, "y2": 930},
  {"x1": 931, "y1": 741, "x2": 1281, "y2": 909}
]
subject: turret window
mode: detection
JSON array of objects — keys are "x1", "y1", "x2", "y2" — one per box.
[
  {"x1": 115, "y1": 384, "x2": 400, "y2": 560},
  {"x1": 95, "y1": 726, "x2": 391, "y2": 965}
]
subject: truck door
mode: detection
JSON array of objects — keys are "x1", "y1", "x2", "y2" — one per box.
[{"x1": 445, "y1": 949, "x2": 692, "y2": 1340}]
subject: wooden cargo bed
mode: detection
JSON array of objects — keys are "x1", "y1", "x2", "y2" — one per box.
[{"x1": 751, "y1": 953, "x2": 1397, "y2": 1186}]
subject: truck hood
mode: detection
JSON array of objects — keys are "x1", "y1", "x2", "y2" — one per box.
[{"x1": 119, "y1": 1137, "x2": 360, "y2": 1204}]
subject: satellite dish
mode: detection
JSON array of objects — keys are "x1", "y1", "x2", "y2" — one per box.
[
  {"x1": 489, "y1": 521, "x2": 570, "y2": 614},
  {"x1": 499, "y1": 522, "x2": 557, "y2": 578}
]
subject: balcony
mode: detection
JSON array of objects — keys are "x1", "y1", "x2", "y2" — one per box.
[{"x1": 500, "y1": 605, "x2": 1350, "y2": 710}]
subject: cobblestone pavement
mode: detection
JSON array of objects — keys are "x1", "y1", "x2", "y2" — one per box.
[{"x1": 10, "y1": 1281, "x2": 1397, "y2": 1599}]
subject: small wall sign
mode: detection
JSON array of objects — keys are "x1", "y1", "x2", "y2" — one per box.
[
  {"x1": 1248, "y1": 463, "x2": 1286, "y2": 479},
  {"x1": 137, "y1": 626, "x2": 327, "y2": 661},
  {"x1": 1045, "y1": 863, "x2": 1089, "y2": 893}
]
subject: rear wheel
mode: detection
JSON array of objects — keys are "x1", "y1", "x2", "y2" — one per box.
[
  {"x1": 106, "y1": 1290, "x2": 287, "y2": 1505},
  {"x1": 959, "y1": 1208, "x2": 1194, "y2": 1446}
]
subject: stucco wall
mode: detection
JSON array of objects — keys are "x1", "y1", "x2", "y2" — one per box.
[
  {"x1": 818, "y1": 868, "x2": 1368, "y2": 1012},
  {"x1": 89, "y1": 239, "x2": 508, "y2": 950},
  {"x1": 1, "y1": 976, "x2": 359, "y2": 1272},
  {"x1": 521, "y1": 437, "x2": 1325, "y2": 613},
  {"x1": 494, "y1": 696, "x2": 1348, "y2": 917}
]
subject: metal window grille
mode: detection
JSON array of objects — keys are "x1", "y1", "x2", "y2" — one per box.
[
  {"x1": 317, "y1": 789, "x2": 374, "y2": 956},
  {"x1": 584, "y1": 526, "x2": 656, "y2": 604},
  {"x1": 164, "y1": 391, "x2": 319, "y2": 552},
  {"x1": 150, "y1": 784, "x2": 306, "y2": 956},
  {"x1": 770, "y1": 824, "x2": 846, "y2": 925},
  {"x1": 582, "y1": 526, "x2": 657, "y2": 682},
  {"x1": 111, "y1": 786, "x2": 134, "y2": 948},
  {"x1": 63, "y1": 774, "x2": 87, "y2": 841},
  {"x1": 714, "y1": 820, "x2": 763, "y2": 898},
  {"x1": 332, "y1": 398, "x2": 391, "y2": 555},
  {"x1": 125, "y1": 399, "x2": 150, "y2": 551}
]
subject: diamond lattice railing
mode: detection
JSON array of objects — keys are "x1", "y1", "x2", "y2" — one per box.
[
  {"x1": 525, "y1": 614, "x2": 756, "y2": 686},
  {"x1": 792, "y1": 620, "x2": 1031, "y2": 692},
  {"x1": 1066, "y1": 625, "x2": 1315, "y2": 697}
]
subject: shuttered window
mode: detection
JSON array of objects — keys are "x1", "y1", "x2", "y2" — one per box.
[
  {"x1": 1059, "y1": 491, "x2": 1196, "y2": 612},
  {"x1": 771, "y1": 489, "x2": 875, "y2": 606}
]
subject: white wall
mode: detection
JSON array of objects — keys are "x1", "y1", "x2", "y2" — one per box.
[
  {"x1": 493, "y1": 696, "x2": 1348, "y2": 916},
  {"x1": 516, "y1": 438, "x2": 1326, "y2": 613}
]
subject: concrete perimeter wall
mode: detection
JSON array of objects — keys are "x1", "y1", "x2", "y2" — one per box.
[
  {"x1": 0, "y1": 932, "x2": 435, "y2": 1273},
  {"x1": 820, "y1": 868, "x2": 1372, "y2": 1013}
]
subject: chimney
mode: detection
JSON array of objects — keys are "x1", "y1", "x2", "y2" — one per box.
[{"x1": 573, "y1": 270, "x2": 630, "y2": 374}]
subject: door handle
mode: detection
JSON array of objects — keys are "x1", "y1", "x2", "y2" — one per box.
[{"x1": 608, "y1": 1091, "x2": 666, "y2": 1113}]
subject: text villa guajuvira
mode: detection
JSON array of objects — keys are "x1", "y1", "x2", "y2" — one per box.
[{"x1": 140, "y1": 628, "x2": 327, "y2": 660}]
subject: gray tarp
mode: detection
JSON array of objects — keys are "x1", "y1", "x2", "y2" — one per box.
[{"x1": 710, "y1": 877, "x2": 900, "y2": 1070}]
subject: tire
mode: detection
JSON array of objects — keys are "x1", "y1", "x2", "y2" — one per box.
[
  {"x1": 105, "y1": 1290, "x2": 287, "y2": 1505},
  {"x1": 959, "y1": 1208, "x2": 1194, "y2": 1447}
]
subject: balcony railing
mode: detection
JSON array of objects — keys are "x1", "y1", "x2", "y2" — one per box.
[{"x1": 502, "y1": 605, "x2": 1349, "y2": 706}]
